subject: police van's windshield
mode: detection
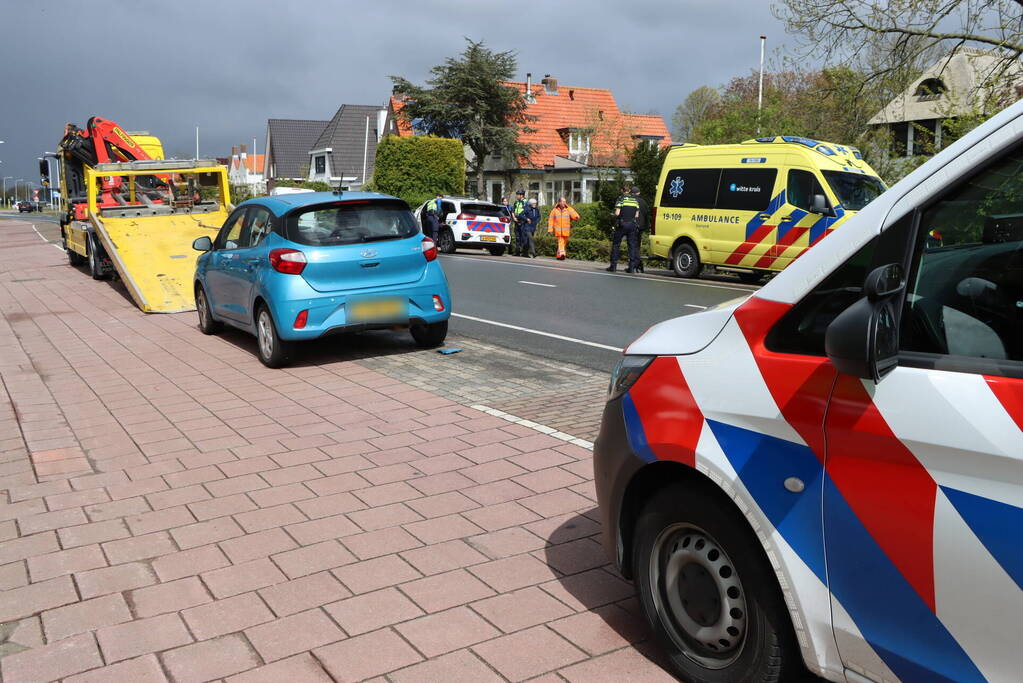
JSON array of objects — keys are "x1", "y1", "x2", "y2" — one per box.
[{"x1": 821, "y1": 171, "x2": 887, "y2": 211}]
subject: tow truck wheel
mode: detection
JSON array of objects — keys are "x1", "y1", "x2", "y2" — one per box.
[
  {"x1": 672, "y1": 243, "x2": 701, "y2": 279},
  {"x1": 87, "y1": 235, "x2": 107, "y2": 280},
  {"x1": 195, "y1": 286, "x2": 222, "y2": 335},
  {"x1": 632, "y1": 484, "x2": 802, "y2": 683},
  {"x1": 65, "y1": 236, "x2": 85, "y2": 267},
  {"x1": 255, "y1": 305, "x2": 292, "y2": 369},
  {"x1": 437, "y1": 228, "x2": 456, "y2": 254}
]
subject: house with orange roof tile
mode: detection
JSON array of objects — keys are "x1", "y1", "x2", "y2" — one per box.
[
  {"x1": 384, "y1": 74, "x2": 671, "y2": 204},
  {"x1": 228, "y1": 144, "x2": 266, "y2": 194}
]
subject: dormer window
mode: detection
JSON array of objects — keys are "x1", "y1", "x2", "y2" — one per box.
[
  {"x1": 567, "y1": 130, "x2": 591, "y2": 162},
  {"x1": 915, "y1": 78, "x2": 947, "y2": 101}
]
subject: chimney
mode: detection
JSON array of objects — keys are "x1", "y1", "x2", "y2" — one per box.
[
  {"x1": 526, "y1": 72, "x2": 533, "y2": 103},
  {"x1": 231, "y1": 145, "x2": 239, "y2": 156},
  {"x1": 569, "y1": 89, "x2": 575, "y2": 100},
  {"x1": 542, "y1": 74, "x2": 558, "y2": 95}
]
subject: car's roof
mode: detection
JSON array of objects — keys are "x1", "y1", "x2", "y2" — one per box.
[{"x1": 240, "y1": 191, "x2": 404, "y2": 216}]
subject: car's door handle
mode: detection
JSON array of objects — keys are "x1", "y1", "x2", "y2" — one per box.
[{"x1": 779, "y1": 215, "x2": 793, "y2": 222}]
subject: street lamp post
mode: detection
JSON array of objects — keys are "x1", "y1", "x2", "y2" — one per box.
[
  {"x1": 16, "y1": 179, "x2": 24, "y2": 203},
  {"x1": 2, "y1": 177, "x2": 11, "y2": 208}
]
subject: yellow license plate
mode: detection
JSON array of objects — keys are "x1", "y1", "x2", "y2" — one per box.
[
  {"x1": 348, "y1": 299, "x2": 406, "y2": 322},
  {"x1": 480, "y1": 235, "x2": 496, "y2": 242}
]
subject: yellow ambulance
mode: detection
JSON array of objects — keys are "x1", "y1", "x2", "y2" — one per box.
[{"x1": 650, "y1": 136, "x2": 885, "y2": 282}]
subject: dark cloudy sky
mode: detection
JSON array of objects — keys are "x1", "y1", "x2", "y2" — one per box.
[{"x1": 0, "y1": 0, "x2": 786, "y2": 186}]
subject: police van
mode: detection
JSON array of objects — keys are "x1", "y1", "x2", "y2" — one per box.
[
  {"x1": 651, "y1": 138, "x2": 886, "y2": 282},
  {"x1": 596, "y1": 100, "x2": 1023, "y2": 681}
]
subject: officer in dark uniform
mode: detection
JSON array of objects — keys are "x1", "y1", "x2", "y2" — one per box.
[
  {"x1": 425, "y1": 193, "x2": 443, "y2": 241},
  {"x1": 609, "y1": 189, "x2": 641, "y2": 273},
  {"x1": 511, "y1": 189, "x2": 527, "y2": 255},
  {"x1": 632, "y1": 185, "x2": 648, "y2": 273}
]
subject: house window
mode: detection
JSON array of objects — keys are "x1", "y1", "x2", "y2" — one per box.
[
  {"x1": 572, "y1": 180, "x2": 583, "y2": 204},
  {"x1": 915, "y1": 78, "x2": 947, "y2": 101},
  {"x1": 568, "y1": 132, "x2": 590, "y2": 163},
  {"x1": 528, "y1": 181, "x2": 540, "y2": 203},
  {"x1": 314, "y1": 155, "x2": 326, "y2": 175},
  {"x1": 545, "y1": 181, "x2": 554, "y2": 205}
]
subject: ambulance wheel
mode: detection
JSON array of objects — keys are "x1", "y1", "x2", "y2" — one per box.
[
  {"x1": 672, "y1": 243, "x2": 700, "y2": 278},
  {"x1": 87, "y1": 235, "x2": 107, "y2": 280},
  {"x1": 632, "y1": 484, "x2": 802, "y2": 683},
  {"x1": 195, "y1": 285, "x2": 222, "y2": 335},
  {"x1": 437, "y1": 228, "x2": 456, "y2": 254},
  {"x1": 411, "y1": 320, "x2": 448, "y2": 348},
  {"x1": 256, "y1": 304, "x2": 292, "y2": 369},
  {"x1": 487, "y1": 246, "x2": 506, "y2": 256},
  {"x1": 737, "y1": 270, "x2": 765, "y2": 284}
]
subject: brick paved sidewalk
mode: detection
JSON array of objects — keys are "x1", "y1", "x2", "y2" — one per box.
[{"x1": 0, "y1": 219, "x2": 672, "y2": 682}]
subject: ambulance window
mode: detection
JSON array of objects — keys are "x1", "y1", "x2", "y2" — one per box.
[
  {"x1": 900, "y1": 145, "x2": 1023, "y2": 371},
  {"x1": 717, "y1": 168, "x2": 778, "y2": 212},
  {"x1": 659, "y1": 169, "x2": 720, "y2": 209},
  {"x1": 787, "y1": 170, "x2": 826, "y2": 212}
]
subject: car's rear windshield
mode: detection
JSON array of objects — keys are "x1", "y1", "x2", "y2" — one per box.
[
  {"x1": 285, "y1": 199, "x2": 418, "y2": 246},
  {"x1": 461, "y1": 203, "x2": 506, "y2": 217},
  {"x1": 821, "y1": 171, "x2": 887, "y2": 211}
]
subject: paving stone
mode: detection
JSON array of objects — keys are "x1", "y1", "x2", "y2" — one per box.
[
  {"x1": 102, "y1": 531, "x2": 177, "y2": 564},
  {"x1": 27, "y1": 544, "x2": 106, "y2": 582},
  {"x1": 0, "y1": 575, "x2": 78, "y2": 622},
  {"x1": 202, "y1": 558, "x2": 288, "y2": 599},
  {"x1": 77, "y1": 561, "x2": 157, "y2": 599},
  {"x1": 182, "y1": 592, "x2": 275, "y2": 640},
  {"x1": 129, "y1": 576, "x2": 211, "y2": 617},
  {"x1": 472, "y1": 625, "x2": 586, "y2": 681},
  {"x1": 394, "y1": 606, "x2": 500, "y2": 657},
  {"x1": 162, "y1": 633, "x2": 260, "y2": 683},
  {"x1": 0, "y1": 531, "x2": 59, "y2": 565},
  {"x1": 65, "y1": 654, "x2": 168, "y2": 683},
  {"x1": 332, "y1": 554, "x2": 422, "y2": 594},
  {"x1": 96, "y1": 612, "x2": 192, "y2": 663},
  {"x1": 548, "y1": 604, "x2": 648, "y2": 655},
  {"x1": 152, "y1": 544, "x2": 230, "y2": 582},
  {"x1": 271, "y1": 539, "x2": 354, "y2": 578},
  {"x1": 219, "y1": 527, "x2": 298, "y2": 564},
  {"x1": 324, "y1": 587, "x2": 423, "y2": 635},
  {"x1": 0, "y1": 632, "x2": 103, "y2": 683},
  {"x1": 471, "y1": 585, "x2": 575, "y2": 633},
  {"x1": 400, "y1": 539, "x2": 488, "y2": 576},
  {"x1": 259, "y1": 571, "x2": 351, "y2": 617},
  {"x1": 226, "y1": 653, "x2": 332, "y2": 683},
  {"x1": 400, "y1": 568, "x2": 495, "y2": 613},
  {"x1": 558, "y1": 647, "x2": 678, "y2": 682},
  {"x1": 42, "y1": 594, "x2": 132, "y2": 642},
  {"x1": 244, "y1": 608, "x2": 344, "y2": 662},
  {"x1": 314, "y1": 628, "x2": 422, "y2": 681}
]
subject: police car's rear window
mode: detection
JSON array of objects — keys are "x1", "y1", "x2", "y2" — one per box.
[
  {"x1": 284, "y1": 199, "x2": 417, "y2": 246},
  {"x1": 461, "y1": 203, "x2": 505, "y2": 217}
]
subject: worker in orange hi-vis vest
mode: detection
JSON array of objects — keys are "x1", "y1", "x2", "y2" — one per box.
[{"x1": 547, "y1": 196, "x2": 580, "y2": 260}]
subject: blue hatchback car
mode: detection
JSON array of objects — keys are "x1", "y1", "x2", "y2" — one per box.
[{"x1": 192, "y1": 191, "x2": 451, "y2": 367}]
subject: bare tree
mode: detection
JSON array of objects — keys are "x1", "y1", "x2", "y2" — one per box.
[
  {"x1": 671, "y1": 86, "x2": 721, "y2": 142},
  {"x1": 774, "y1": 0, "x2": 1023, "y2": 87}
]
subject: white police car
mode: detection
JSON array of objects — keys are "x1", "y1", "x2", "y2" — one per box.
[{"x1": 413, "y1": 196, "x2": 511, "y2": 256}]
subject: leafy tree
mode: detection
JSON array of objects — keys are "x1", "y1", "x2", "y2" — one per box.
[
  {"x1": 273, "y1": 179, "x2": 333, "y2": 192},
  {"x1": 629, "y1": 142, "x2": 669, "y2": 208},
  {"x1": 390, "y1": 39, "x2": 532, "y2": 198},
  {"x1": 371, "y1": 135, "x2": 465, "y2": 208},
  {"x1": 672, "y1": 86, "x2": 720, "y2": 142}
]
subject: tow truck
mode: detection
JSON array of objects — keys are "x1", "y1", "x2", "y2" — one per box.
[{"x1": 56, "y1": 117, "x2": 231, "y2": 312}]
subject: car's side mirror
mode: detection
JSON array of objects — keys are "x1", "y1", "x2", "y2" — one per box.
[
  {"x1": 192, "y1": 236, "x2": 213, "y2": 252},
  {"x1": 810, "y1": 193, "x2": 834, "y2": 216},
  {"x1": 825, "y1": 263, "x2": 905, "y2": 382}
]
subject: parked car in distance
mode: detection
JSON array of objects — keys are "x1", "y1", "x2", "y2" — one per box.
[
  {"x1": 16, "y1": 201, "x2": 35, "y2": 213},
  {"x1": 412, "y1": 196, "x2": 512, "y2": 255},
  {"x1": 193, "y1": 191, "x2": 451, "y2": 368}
]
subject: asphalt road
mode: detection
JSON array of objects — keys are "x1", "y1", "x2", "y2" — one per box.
[{"x1": 440, "y1": 251, "x2": 757, "y2": 372}]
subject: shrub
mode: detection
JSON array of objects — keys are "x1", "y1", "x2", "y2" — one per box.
[
  {"x1": 372, "y1": 136, "x2": 465, "y2": 208},
  {"x1": 532, "y1": 229, "x2": 650, "y2": 263},
  {"x1": 273, "y1": 179, "x2": 333, "y2": 192}
]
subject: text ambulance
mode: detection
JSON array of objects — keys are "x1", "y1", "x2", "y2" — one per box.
[
  {"x1": 651, "y1": 138, "x2": 886, "y2": 282},
  {"x1": 595, "y1": 101, "x2": 1023, "y2": 681}
]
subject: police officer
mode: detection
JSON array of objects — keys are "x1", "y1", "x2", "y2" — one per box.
[
  {"x1": 608, "y1": 187, "x2": 641, "y2": 273},
  {"x1": 511, "y1": 189, "x2": 527, "y2": 255},
  {"x1": 632, "y1": 185, "x2": 648, "y2": 273},
  {"x1": 425, "y1": 193, "x2": 443, "y2": 241}
]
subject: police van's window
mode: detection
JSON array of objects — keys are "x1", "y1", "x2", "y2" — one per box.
[
  {"x1": 717, "y1": 168, "x2": 779, "y2": 212},
  {"x1": 659, "y1": 169, "x2": 720, "y2": 209},
  {"x1": 821, "y1": 171, "x2": 886, "y2": 211},
  {"x1": 787, "y1": 170, "x2": 826, "y2": 212},
  {"x1": 901, "y1": 148, "x2": 1023, "y2": 366}
]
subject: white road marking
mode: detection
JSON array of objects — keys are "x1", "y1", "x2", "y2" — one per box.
[
  {"x1": 518, "y1": 281, "x2": 556, "y2": 288},
  {"x1": 31, "y1": 223, "x2": 65, "y2": 251},
  {"x1": 684, "y1": 304, "x2": 708, "y2": 309},
  {"x1": 441, "y1": 254, "x2": 756, "y2": 292},
  {"x1": 471, "y1": 404, "x2": 594, "y2": 450},
  {"x1": 451, "y1": 313, "x2": 623, "y2": 352}
]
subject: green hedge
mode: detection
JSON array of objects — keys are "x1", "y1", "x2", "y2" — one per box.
[
  {"x1": 372, "y1": 136, "x2": 465, "y2": 208},
  {"x1": 529, "y1": 230, "x2": 651, "y2": 263},
  {"x1": 537, "y1": 203, "x2": 612, "y2": 238}
]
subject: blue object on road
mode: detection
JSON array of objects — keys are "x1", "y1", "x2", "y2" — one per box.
[{"x1": 437, "y1": 348, "x2": 462, "y2": 354}]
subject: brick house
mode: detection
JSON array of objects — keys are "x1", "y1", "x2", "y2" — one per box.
[{"x1": 385, "y1": 74, "x2": 671, "y2": 204}]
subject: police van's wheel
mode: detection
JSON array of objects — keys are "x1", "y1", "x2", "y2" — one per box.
[
  {"x1": 632, "y1": 484, "x2": 802, "y2": 683},
  {"x1": 256, "y1": 305, "x2": 293, "y2": 369},
  {"x1": 487, "y1": 246, "x2": 506, "y2": 256},
  {"x1": 438, "y1": 229, "x2": 456, "y2": 254},
  {"x1": 87, "y1": 235, "x2": 107, "y2": 280},
  {"x1": 411, "y1": 320, "x2": 448, "y2": 348},
  {"x1": 195, "y1": 286, "x2": 222, "y2": 335},
  {"x1": 672, "y1": 243, "x2": 700, "y2": 278}
]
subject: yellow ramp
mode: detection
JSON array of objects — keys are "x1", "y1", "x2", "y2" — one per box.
[{"x1": 91, "y1": 211, "x2": 225, "y2": 313}]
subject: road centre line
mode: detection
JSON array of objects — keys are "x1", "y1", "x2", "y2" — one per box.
[
  {"x1": 518, "y1": 281, "x2": 556, "y2": 288},
  {"x1": 450, "y1": 312, "x2": 623, "y2": 352},
  {"x1": 441, "y1": 254, "x2": 756, "y2": 292}
]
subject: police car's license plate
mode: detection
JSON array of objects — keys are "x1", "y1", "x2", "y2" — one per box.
[
  {"x1": 480, "y1": 235, "x2": 496, "y2": 242},
  {"x1": 348, "y1": 298, "x2": 406, "y2": 323}
]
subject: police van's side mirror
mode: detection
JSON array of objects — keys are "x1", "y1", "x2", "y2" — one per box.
[
  {"x1": 810, "y1": 193, "x2": 833, "y2": 216},
  {"x1": 825, "y1": 263, "x2": 905, "y2": 382}
]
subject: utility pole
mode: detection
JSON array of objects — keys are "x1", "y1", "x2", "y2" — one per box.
[
  {"x1": 2, "y1": 177, "x2": 11, "y2": 208},
  {"x1": 195, "y1": 126, "x2": 200, "y2": 159},
  {"x1": 362, "y1": 115, "x2": 370, "y2": 190},
  {"x1": 757, "y1": 35, "x2": 766, "y2": 135}
]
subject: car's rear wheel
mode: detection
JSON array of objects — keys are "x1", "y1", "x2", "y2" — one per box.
[
  {"x1": 87, "y1": 235, "x2": 107, "y2": 280},
  {"x1": 487, "y1": 246, "x2": 506, "y2": 256},
  {"x1": 256, "y1": 305, "x2": 292, "y2": 368},
  {"x1": 672, "y1": 243, "x2": 701, "y2": 278},
  {"x1": 195, "y1": 286, "x2": 222, "y2": 335},
  {"x1": 438, "y1": 228, "x2": 456, "y2": 254},
  {"x1": 411, "y1": 320, "x2": 448, "y2": 348},
  {"x1": 632, "y1": 484, "x2": 802, "y2": 683}
]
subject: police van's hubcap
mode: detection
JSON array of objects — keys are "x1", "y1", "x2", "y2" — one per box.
[{"x1": 649, "y1": 523, "x2": 747, "y2": 669}]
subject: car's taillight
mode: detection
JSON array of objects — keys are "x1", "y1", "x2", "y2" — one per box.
[
  {"x1": 457, "y1": 213, "x2": 476, "y2": 221},
  {"x1": 433, "y1": 295, "x2": 445, "y2": 312},
  {"x1": 650, "y1": 208, "x2": 657, "y2": 235},
  {"x1": 422, "y1": 237, "x2": 438, "y2": 262},
  {"x1": 499, "y1": 216, "x2": 510, "y2": 223},
  {"x1": 269, "y1": 248, "x2": 307, "y2": 274},
  {"x1": 294, "y1": 310, "x2": 308, "y2": 329}
]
